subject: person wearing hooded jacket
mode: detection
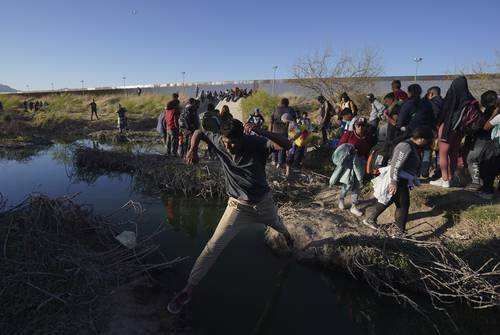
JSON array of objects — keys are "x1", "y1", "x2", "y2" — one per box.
[{"x1": 431, "y1": 76, "x2": 476, "y2": 188}]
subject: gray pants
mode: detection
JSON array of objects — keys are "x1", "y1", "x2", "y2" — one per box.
[
  {"x1": 166, "y1": 128, "x2": 179, "y2": 155},
  {"x1": 467, "y1": 138, "x2": 489, "y2": 183},
  {"x1": 187, "y1": 193, "x2": 289, "y2": 286}
]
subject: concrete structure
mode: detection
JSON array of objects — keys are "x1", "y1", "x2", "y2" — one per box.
[{"x1": 2, "y1": 74, "x2": 499, "y2": 99}]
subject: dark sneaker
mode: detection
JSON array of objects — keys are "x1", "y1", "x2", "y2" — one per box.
[
  {"x1": 362, "y1": 219, "x2": 379, "y2": 231},
  {"x1": 167, "y1": 290, "x2": 192, "y2": 314}
]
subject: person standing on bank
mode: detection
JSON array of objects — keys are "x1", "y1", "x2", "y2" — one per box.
[
  {"x1": 167, "y1": 119, "x2": 294, "y2": 314},
  {"x1": 318, "y1": 95, "x2": 334, "y2": 144},
  {"x1": 116, "y1": 104, "x2": 127, "y2": 133},
  {"x1": 89, "y1": 99, "x2": 99, "y2": 120},
  {"x1": 270, "y1": 98, "x2": 294, "y2": 168}
]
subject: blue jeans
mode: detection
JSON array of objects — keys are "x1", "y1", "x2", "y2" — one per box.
[{"x1": 272, "y1": 149, "x2": 286, "y2": 165}]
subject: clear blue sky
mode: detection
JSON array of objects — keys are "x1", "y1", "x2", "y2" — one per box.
[{"x1": 1, "y1": 0, "x2": 499, "y2": 90}]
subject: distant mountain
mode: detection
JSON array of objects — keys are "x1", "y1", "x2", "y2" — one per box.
[{"x1": 0, "y1": 84, "x2": 17, "y2": 92}]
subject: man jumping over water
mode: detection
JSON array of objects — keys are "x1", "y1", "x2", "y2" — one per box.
[{"x1": 167, "y1": 118, "x2": 294, "y2": 314}]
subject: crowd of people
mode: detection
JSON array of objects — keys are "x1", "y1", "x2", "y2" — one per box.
[
  {"x1": 197, "y1": 87, "x2": 253, "y2": 103},
  {"x1": 23, "y1": 99, "x2": 46, "y2": 112},
  {"x1": 156, "y1": 77, "x2": 499, "y2": 241},
  {"x1": 153, "y1": 77, "x2": 500, "y2": 314}
]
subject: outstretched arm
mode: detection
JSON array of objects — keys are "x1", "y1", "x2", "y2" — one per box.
[
  {"x1": 185, "y1": 129, "x2": 209, "y2": 164},
  {"x1": 246, "y1": 123, "x2": 291, "y2": 150}
]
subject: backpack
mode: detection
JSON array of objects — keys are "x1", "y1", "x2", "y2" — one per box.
[
  {"x1": 366, "y1": 147, "x2": 387, "y2": 177},
  {"x1": 179, "y1": 107, "x2": 196, "y2": 130},
  {"x1": 453, "y1": 100, "x2": 482, "y2": 132}
]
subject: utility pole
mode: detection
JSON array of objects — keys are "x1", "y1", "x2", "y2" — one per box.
[
  {"x1": 122, "y1": 76, "x2": 127, "y2": 96},
  {"x1": 413, "y1": 57, "x2": 423, "y2": 82},
  {"x1": 182, "y1": 71, "x2": 186, "y2": 95},
  {"x1": 272, "y1": 66, "x2": 278, "y2": 96}
]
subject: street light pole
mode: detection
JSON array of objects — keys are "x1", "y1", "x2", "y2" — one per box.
[
  {"x1": 413, "y1": 57, "x2": 423, "y2": 82},
  {"x1": 81, "y1": 80, "x2": 84, "y2": 96},
  {"x1": 181, "y1": 71, "x2": 186, "y2": 95},
  {"x1": 26, "y1": 85, "x2": 30, "y2": 92},
  {"x1": 122, "y1": 76, "x2": 127, "y2": 96},
  {"x1": 272, "y1": 66, "x2": 278, "y2": 96},
  {"x1": 51, "y1": 82, "x2": 54, "y2": 91}
]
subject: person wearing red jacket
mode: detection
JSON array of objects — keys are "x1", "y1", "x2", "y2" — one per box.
[
  {"x1": 337, "y1": 117, "x2": 373, "y2": 216},
  {"x1": 165, "y1": 101, "x2": 180, "y2": 156},
  {"x1": 392, "y1": 80, "x2": 409, "y2": 102}
]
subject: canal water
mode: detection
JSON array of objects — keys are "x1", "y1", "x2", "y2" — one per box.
[{"x1": 0, "y1": 144, "x2": 497, "y2": 335}]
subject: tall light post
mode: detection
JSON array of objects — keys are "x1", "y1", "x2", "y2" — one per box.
[
  {"x1": 272, "y1": 65, "x2": 278, "y2": 96},
  {"x1": 122, "y1": 76, "x2": 127, "y2": 96},
  {"x1": 413, "y1": 57, "x2": 423, "y2": 82},
  {"x1": 181, "y1": 71, "x2": 186, "y2": 95},
  {"x1": 80, "y1": 80, "x2": 85, "y2": 96},
  {"x1": 51, "y1": 82, "x2": 54, "y2": 91},
  {"x1": 26, "y1": 84, "x2": 30, "y2": 92}
]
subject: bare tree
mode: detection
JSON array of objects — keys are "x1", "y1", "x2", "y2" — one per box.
[
  {"x1": 292, "y1": 48, "x2": 384, "y2": 101},
  {"x1": 448, "y1": 50, "x2": 500, "y2": 97}
]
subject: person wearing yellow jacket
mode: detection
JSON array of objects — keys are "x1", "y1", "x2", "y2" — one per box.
[{"x1": 281, "y1": 113, "x2": 311, "y2": 177}]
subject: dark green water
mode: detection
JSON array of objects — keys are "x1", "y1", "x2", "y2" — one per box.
[{"x1": 0, "y1": 144, "x2": 497, "y2": 335}]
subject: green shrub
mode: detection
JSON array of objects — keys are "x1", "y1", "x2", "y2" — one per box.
[
  {"x1": 45, "y1": 93, "x2": 86, "y2": 114},
  {"x1": 1, "y1": 95, "x2": 23, "y2": 112},
  {"x1": 241, "y1": 90, "x2": 280, "y2": 120}
]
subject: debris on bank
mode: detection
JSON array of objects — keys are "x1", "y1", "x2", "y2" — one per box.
[{"x1": 0, "y1": 193, "x2": 186, "y2": 334}]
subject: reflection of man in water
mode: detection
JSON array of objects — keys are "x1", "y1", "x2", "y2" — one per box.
[{"x1": 167, "y1": 119, "x2": 294, "y2": 314}]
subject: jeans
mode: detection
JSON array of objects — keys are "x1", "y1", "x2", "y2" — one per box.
[
  {"x1": 271, "y1": 150, "x2": 285, "y2": 165},
  {"x1": 166, "y1": 128, "x2": 179, "y2": 155},
  {"x1": 368, "y1": 179, "x2": 410, "y2": 231},
  {"x1": 187, "y1": 193, "x2": 289, "y2": 286},
  {"x1": 286, "y1": 145, "x2": 306, "y2": 169},
  {"x1": 181, "y1": 130, "x2": 193, "y2": 157},
  {"x1": 339, "y1": 180, "x2": 360, "y2": 205},
  {"x1": 467, "y1": 138, "x2": 489, "y2": 183}
]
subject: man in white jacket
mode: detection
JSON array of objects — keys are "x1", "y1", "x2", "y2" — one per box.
[{"x1": 367, "y1": 93, "x2": 386, "y2": 128}]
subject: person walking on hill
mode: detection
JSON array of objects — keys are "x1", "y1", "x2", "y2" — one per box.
[
  {"x1": 363, "y1": 127, "x2": 434, "y2": 237},
  {"x1": 167, "y1": 118, "x2": 294, "y2": 314},
  {"x1": 318, "y1": 95, "x2": 334, "y2": 144}
]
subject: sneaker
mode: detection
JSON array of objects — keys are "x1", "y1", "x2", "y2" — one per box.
[
  {"x1": 429, "y1": 178, "x2": 450, "y2": 188},
  {"x1": 362, "y1": 219, "x2": 379, "y2": 231},
  {"x1": 477, "y1": 192, "x2": 495, "y2": 200},
  {"x1": 167, "y1": 290, "x2": 192, "y2": 314},
  {"x1": 338, "y1": 199, "x2": 345, "y2": 210},
  {"x1": 350, "y1": 205, "x2": 363, "y2": 217}
]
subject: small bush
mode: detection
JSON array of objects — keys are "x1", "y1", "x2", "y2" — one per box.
[
  {"x1": 1, "y1": 95, "x2": 24, "y2": 112},
  {"x1": 241, "y1": 90, "x2": 280, "y2": 121},
  {"x1": 45, "y1": 93, "x2": 86, "y2": 114}
]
